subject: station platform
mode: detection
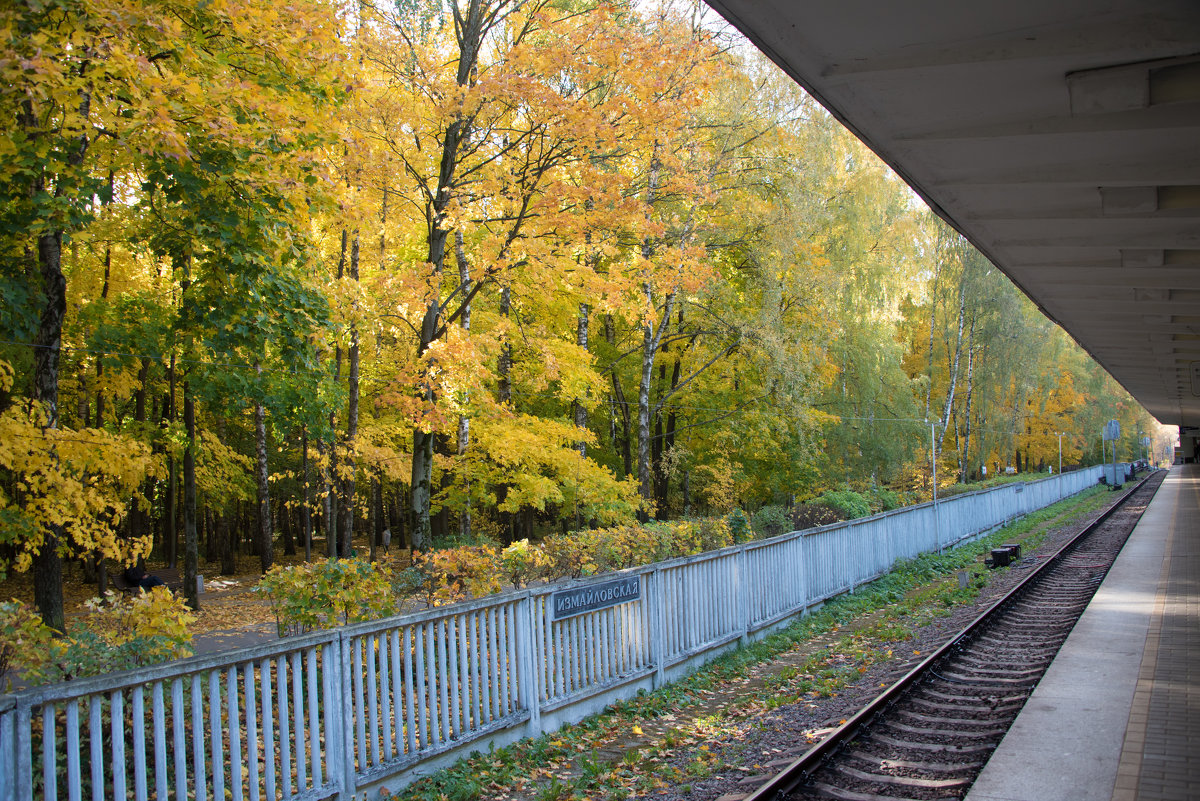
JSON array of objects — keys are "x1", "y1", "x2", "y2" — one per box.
[{"x1": 966, "y1": 464, "x2": 1199, "y2": 801}]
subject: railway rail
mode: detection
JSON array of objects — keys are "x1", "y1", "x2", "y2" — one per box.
[{"x1": 742, "y1": 470, "x2": 1164, "y2": 801}]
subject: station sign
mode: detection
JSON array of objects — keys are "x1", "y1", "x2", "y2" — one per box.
[{"x1": 551, "y1": 576, "x2": 640, "y2": 620}]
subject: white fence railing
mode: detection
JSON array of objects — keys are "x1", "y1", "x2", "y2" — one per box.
[{"x1": 0, "y1": 467, "x2": 1105, "y2": 801}]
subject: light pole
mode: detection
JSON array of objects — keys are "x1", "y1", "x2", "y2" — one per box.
[
  {"x1": 930, "y1": 422, "x2": 937, "y2": 505},
  {"x1": 1057, "y1": 432, "x2": 1064, "y2": 476},
  {"x1": 930, "y1": 421, "x2": 942, "y2": 552}
]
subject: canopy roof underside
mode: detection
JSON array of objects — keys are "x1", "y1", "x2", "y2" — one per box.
[{"x1": 706, "y1": 0, "x2": 1200, "y2": 427}]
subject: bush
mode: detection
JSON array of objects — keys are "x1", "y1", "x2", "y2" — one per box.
[
  {"x1": 871, "y1": 488, "x2": 903, "y2": 513},
  {"x1": 789, "y1": 501, "x2": 842, "y2": 531},
  {"x1": 818, "y1": 490, "x2": 871, "y2": 520},
  {"x1": 726, "y1": 509, "x2": 750, "y2": 542},
  {"x1": 646, "y1": 518, "x2": 734, "y2": 559},
  {"x1": 751, "y1": 505, "x2": 791, "y2": 538},
  {"x1": 412, "y1": 546, "x2": 502, "y2": 606},
  {"x1": 256, "y1": 558, "x2": 399, "y2": 635},
  {"x1": 592, "y1": 525, "x2": 659, "y2": 572},
  {"x1": 540, "y1": 530, "x2": 600, "y2": 580},
  {"x1": 2, "y1": 590, "x2": 197, "y2": 686},
  {"x1": 0, "y1": 600, "x2": 53, "y2": 689},
  {"x1": 500, "y1": 539, "x2": 549, "y2": 588}
]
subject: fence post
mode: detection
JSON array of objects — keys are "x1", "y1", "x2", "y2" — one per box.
[
  {"x1": 322, "y1": 634, "x2": 355, "y2": 801},
  {"x1": 517, "y1": 593, "x2": 542, "y2": 734},
  {"x1": 649, "y1": 569, "x2": 666, "y2": 688},
  {"x1": 0, "y1": 704, "x2": 16, "y2": 801},
  {"x1": 738, "y1": 546, "x2": 750, "y2": 645},
  {"x1": 11, "y1": 703, "x2": 30, "y2": 801}
]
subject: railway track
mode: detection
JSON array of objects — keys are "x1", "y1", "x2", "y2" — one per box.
[{"x1": 742, "y1": 471, "x2": 1164, "y2": 801}]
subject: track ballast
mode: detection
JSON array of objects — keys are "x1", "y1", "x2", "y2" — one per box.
[{"x1": 743, "y1": 471, "x2": 1163, "y2": 801}]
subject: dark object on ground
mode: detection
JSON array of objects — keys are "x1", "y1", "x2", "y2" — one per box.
[{"x1": 112, "y1": 566, "x2": 183, "y2": 594}]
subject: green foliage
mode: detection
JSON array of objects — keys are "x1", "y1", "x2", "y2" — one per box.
[
  {"x1": 751, "y1": 505, "x2": 791, "y2": 538},
  {"x1": 871, "y1": 487, "x2": 904, "y2": 512},
  {"x1": 500, "y1": 539, "x2": 549, "y2": 589},
  {"x1": 255, "y1": 558, "x2": 399, "y2": 636},
  {"x1": 817, "y1": 489, "x2": 871, "y2": 520},
  {"x1": 2, "y1": 590, "x2": 196, "y2": 686},
  {"x1": 726, "y1": 509, "x2": 750, "y2": 542},
  {"x1": 0, "y1": 599, "x2": 52, "y2": 688}
]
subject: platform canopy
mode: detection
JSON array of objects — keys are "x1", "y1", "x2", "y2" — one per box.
[{"x1": 704, "y1": 0, "x2": 1200, "y2": 428}]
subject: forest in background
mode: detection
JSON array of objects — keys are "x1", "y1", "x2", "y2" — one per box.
[{"x1": 1, "y1": 0, "x2": 1170, "y2": 629}]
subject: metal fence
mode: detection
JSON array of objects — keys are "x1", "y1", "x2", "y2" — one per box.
[{"x1": 0, "y1": 467, "x2": 1104, "y2": 801}]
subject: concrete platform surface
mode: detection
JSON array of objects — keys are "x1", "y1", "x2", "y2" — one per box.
[{"x1": 966, "y1": 465, "x2": 1199, "y2": 801}]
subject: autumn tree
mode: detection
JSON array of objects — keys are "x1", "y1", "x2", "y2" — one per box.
[{"x1": 0, "y1": 0, "x2": 345, "y2": 621}]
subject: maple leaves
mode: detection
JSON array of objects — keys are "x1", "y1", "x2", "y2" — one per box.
[{"x1": 0, "y1": 362, "x2": 161, "y2": 579}]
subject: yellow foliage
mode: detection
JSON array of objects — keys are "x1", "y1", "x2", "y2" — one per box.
[
  {"x1": 1, "y1": 591, "x2": 195, "y2": 685},
  {"x1": 412, "y1": 546, "x2": 501, "y2": 607},
  {"x1": 79, "y1": 588, "x2": 197, "y2": 659},
  {"x1": 500, "y1": 539, "x2": 549, "y2": 589},
  {"x1": 694, "y1": 458, "x2": 743, "y2": 513},
  {"x1": 0, "y1": 389, "x2": 162, "y2": 578}
]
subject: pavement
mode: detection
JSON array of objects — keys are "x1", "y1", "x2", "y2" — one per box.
[{"x1": 966, "y1": 464, "x2": 1200, "y2": 801}]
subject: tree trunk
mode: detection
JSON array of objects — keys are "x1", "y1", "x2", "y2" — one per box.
[
  {"x1": 411, "y1": 427, "x2": 435, "y2": 550},
  {"x1": 573, "y1": 303, "x2": 589, "y2": 456},
  {"x1": 936, "y1": 272, "x2": 968, "y2": 445},
  {"x1": 165, "y1": 355, "x2": 178, "y2": 567},
  {"x1": 302, "y1": 425, "x2": 312, "y2": 561},
  {"x1": 338, "y1": 233, "x2": 360, "y2": 559},
  {"x1": 409, "y1": 0, "x2": 485, "y2": 549},
  {"x1": 281, "y1": 493, "x2": 296, "y2": 557},
  {"x1": 498, "y1": 285, "x2": 512, "y2": 403},
  {"x1": 605, "y1": 314, "x2": 633, "y2": 477},
  {"x1": 218, "y1": 510, "x2": 236, "y2": 575},
  {"x1": 32, "y1": 229, "x2": 68, "y2": 630},
  {"x1": 958, "y1": 324, "x2": 978, "y2": 483},
  {"x1": 254, "y1": 391, "x2": 273, "y2": 572},
  {"x1": 368, "y1": 475, "x2": 378, "y2": 562},
  {"x1": 455, "y1": 230, "x2": 473, "y2": 540},
  {"x1": 635, "y1": 146, "x2": 664, "y2": 517},
  {"x1": 655, "y1": 333, "x2": 683, "y2": 516},
  {"x1": 318, "y1": 433, "x2": 336, "y2": 558},
  {"x1": 183, "y1": 379, "x2": 199, "y2": 610},
  {"x1": 128, "y1": 359, "x2": 151, "y2": 556},
  {"x1": 637, "y1": 289, "x2": 675, "y2": 517}
]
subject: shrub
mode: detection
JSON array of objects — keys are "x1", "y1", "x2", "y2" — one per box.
[
  {"x1": 500, "y1": 539, "x2": 549, "y2": 588},
  {"x1": 540, "y1": 530, "x2": 600, "y2": 580},
  {"x1": 593, "y1": 525, "x2": 658, "y2": 571},
  {"x1": 871, "y1": 488, "x2": 903, "y2": 513},
  {"x1": 412, "y1": 546, "x2": 501, "y2": 607},
  {"x1": 751, "y1": 505, "x2": 791, "y2": 538},
  {"x1": 0, "y1": 599, "x2": 53, "y2": 689},
  {"x1": 818, "y1": 490, "x2": 872, "y2": 520},
  {"x1": 2, "y1": 590, "x2": 197, "y2": 685},
  {"x1": 789, "y1": 501, "x2": 842, "y2": 531},
  {"x1": 692, "y1": 517, "x2": 735, "y2": 551},
  {"x1": 726, "y1": 509, "x2": 751, "y2": 542},
  {"x1": 256, "y1": 558, "x2": 398, "y2": 636}
]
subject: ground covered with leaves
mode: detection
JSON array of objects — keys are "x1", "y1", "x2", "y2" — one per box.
[{"x1": 390, "y1": 484, "x2": 1128, "y2": 801}]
